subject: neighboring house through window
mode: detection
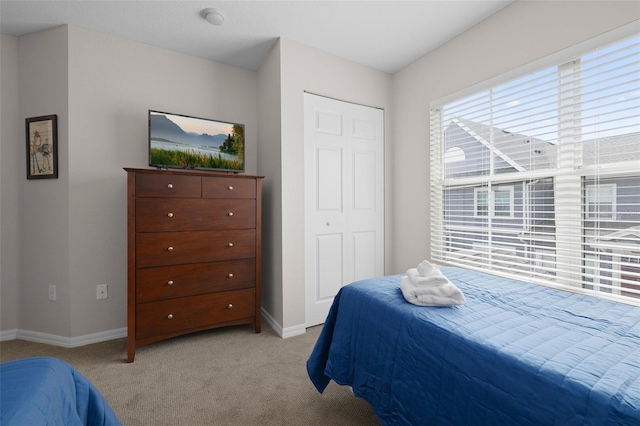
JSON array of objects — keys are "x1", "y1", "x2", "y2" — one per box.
[{"x1": 429, "y1": 29, "x2": 640, "y2": 303}]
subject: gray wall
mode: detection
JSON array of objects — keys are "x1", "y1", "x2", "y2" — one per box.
[
  {"x1": 21, "y1": 27, "x2": 72, "y2": 338},
  {"x1": 0, "y1": 34, "x2": 20, "y2": 333},
  {"x1": 256, "y1": 40, "x2": 283, "y2": 332}
]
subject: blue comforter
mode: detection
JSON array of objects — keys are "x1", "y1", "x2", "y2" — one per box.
[
  {"x1": 0, "y1": 357, "x2": 120, "y2": 425},
  {"x1": 307, "y1": 267, "x2": 640, "y2": 425}
]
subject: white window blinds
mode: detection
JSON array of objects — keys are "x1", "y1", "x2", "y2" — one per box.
[{"x1": 430, "y1": 33, "x2": 640, "y2": 303}]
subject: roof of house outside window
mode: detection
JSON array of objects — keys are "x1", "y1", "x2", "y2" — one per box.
[{"x1": 444, "y1": 118, "x2": 639, "y2": 176}]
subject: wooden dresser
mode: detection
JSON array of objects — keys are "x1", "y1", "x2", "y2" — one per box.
[{"x1": 125, "y1": 168, "x2": 263, "y2": 362}]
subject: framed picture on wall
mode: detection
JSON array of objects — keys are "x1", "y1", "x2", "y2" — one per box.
[{"x1": 26, "y1": 114, "x2": 58, "y2": 179}]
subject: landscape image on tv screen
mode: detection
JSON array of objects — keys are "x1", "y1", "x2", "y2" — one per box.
[{"x1": 149, "y1": 110, "x2": 244, "y2": 172}]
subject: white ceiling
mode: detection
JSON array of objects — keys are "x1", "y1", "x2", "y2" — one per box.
[{"x1": 0, "y1": 0, "x2": 514, "y2": 73}]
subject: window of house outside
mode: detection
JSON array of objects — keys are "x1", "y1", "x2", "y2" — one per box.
[
  {"x1": 475, "y1": 187, "x2": 514, "y2": 218},
  {"x1": 430, "y1": 31, "x2": 640, "y2": 303},
  {"x1": 585, "y1": 183, "x2": 616, "y2": 220}
]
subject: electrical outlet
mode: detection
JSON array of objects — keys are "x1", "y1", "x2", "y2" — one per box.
[
  {"x1": 96, "y1": 284, "x2": 108, "y2": 300},
  {"x1": 48, "y1": 285, "x2": 56, "y2": 301}
]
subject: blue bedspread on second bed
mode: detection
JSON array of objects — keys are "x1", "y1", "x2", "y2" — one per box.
[
  {"x1": 0, "y1": 356, "x2": 120, "y2": 426},
  {"x1": 307, "y1": 267, "x2": 640, "y2": 425}
]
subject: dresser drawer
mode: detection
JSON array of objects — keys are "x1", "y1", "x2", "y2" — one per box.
[
  {"x1": 136, "y1": 199, "x2": 255, "y2": 232},
  {"x1": 203, "y1": 177, "x2": 256, "y2": 199},
  {"x1": 136, "y1": 229, "x2": 256, "y2": 268},
  {"x1": 136, "y1": 288, "x2": 255, "y2": 339},
  {"x1": 136, "y1": 173, "x2": 201, "y2": 198},
  {"x1": 136, "y1": 259, "x2": 256, "y2": 303}
]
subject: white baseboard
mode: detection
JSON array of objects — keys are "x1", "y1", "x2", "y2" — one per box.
[
  {"x1": 0, "y1": 329, "x2": 18, "y2": 341},
  {"x1": 4, "y1": 309, "x2": 309, "y2": 347},
  {"x1": 1, "y1": 327, "x2": 127, "y2": 348},
  {"x1": 261, "y1": 308, "x2": 306, "y2": 339},
  {"x1": 2, "y1": 313, "x2": 305, "y2": 347}
]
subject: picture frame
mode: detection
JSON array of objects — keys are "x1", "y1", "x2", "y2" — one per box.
[{"x1": 26, "y1": 114, "x2": 58, "y2": 179}]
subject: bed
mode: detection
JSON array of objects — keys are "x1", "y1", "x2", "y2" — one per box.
[
  {"x1": 307, "y1": 267, "x2": 640, "y2": 425},
  {"x1": 0, "y1": 356, "x2": 121, "y2": 425}
]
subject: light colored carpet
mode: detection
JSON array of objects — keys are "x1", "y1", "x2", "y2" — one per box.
[{"x1": 0, "y1": 324, "x2": 381, "y2": 425}]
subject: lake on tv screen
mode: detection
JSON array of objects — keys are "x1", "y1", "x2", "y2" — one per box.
[{"x1": 151, "y1": 140, "x2": 239, "y2": 162}]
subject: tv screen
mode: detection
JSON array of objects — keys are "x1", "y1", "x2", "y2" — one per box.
[{"x1": 149, "y1": 110, "x2": 244, "y2": 173}]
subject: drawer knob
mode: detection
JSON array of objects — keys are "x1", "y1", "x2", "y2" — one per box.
[
  {"x1": 167, "y1": 246, "x2": 174, "y2": 252},
  {"x1": 227, "y1": 242, "x2": 234, "y2": 247},
  {"x1": 228, "y1": 273, "x2": 234, "y2": 278},
  {"x1": 167, "y1": 212, "x2": 174, "y2": 218},
  {"x1": 228, "y1": 186, "x2": 234, "y2": 190},
  {"x1": 227, "y1": 304, "x2": 233, "y2": 309},
  {"x1": 228, "y1": 212, "x2": 234, "y2": 217},
  {"x1": 167, "y1": 280, "x2": 174, "y2": 286},
  {"x1": 167, "y1": 314, "x2": 174, "y2": 320},
  {"x1": 167, "y1": 183, "x2": 173, "y2": 189}
]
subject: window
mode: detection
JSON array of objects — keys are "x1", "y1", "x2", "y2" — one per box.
[
  {"x1": 475, "y1": 187, "x2": 514, "y2": 218},
  {"x1": 585, "y1": 184, "x2": 616, "y2": 220},
  {"x1": 430, "y1": 32, "x2": 640, "y2": 303},
  {"x1": 444, "y1": 147, "x2": 466, "y2": 163},
  {"x1": 475, "y1": 189, "x2": 489, "y2": 216}
]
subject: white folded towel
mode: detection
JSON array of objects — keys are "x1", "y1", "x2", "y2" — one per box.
[
  {"x1": 406, "y1": 268, "x2": 449, "y2": 287},
  {"x1": 400, "y1": 276, "x2": 465, "y2": 307},
  {"x1": 417, "y1": 260, "x2": 437, "y2": 277}
]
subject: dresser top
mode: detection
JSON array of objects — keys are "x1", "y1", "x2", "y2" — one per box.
[{"x1": 124, "y1": 167, "x2": 263, "y2": 180}]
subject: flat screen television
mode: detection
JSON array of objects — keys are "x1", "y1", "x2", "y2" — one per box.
[{"x1": 148, "y1": 110, "x2": 244, "y2": 173}]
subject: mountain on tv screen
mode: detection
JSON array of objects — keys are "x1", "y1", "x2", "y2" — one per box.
[{"x1": 148, "y1": 110, "x2": 244, "y2": 173}]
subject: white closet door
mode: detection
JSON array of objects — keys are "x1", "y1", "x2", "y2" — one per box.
[{"x1": 304, "y1": 93, "x2": 384, "y2": 327}]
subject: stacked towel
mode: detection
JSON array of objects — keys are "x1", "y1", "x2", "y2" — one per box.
[{"x1": 400, "y1": 260, "x2": 465, "y2": 307}]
